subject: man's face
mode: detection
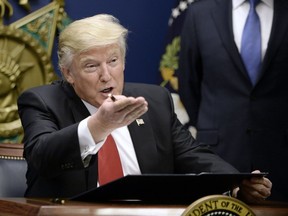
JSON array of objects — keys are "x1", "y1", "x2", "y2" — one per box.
[{"x1": 63, "y1": 44, "x2": 125, "y2": 108}]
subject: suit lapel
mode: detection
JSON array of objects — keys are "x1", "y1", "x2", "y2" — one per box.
[
  {"x1": 124, "y1": 85, "x2": 159, "y2": 173},
  {"x1": 212, "y1": 0, "x2": 248, "y2": 78},
  {"x1": 261, "y1": 0, "x2": 288, "y2": 75},
  {"x1": 127, "y1": 114, "x2": 159, "y2": 173},
  {"x1": 62, "y1": 81, "x2": 90, "y2": 122}
]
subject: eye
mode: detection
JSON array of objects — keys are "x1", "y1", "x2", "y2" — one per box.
[
  {"x1": 84, "y1": 63, "x2": 98, "y2": 72},
  {"x1": 88, "y1": 63, "x2": 97, "y2": 68},
  {"x1": 108, "y1": 57, "x2": 118, "y2": 66}
]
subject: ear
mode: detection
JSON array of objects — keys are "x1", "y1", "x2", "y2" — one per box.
[{"x1": 62, "y1": 67, "x2": 74, "y2": 85}]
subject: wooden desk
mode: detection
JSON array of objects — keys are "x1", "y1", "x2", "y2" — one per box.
[{"x1": 0, "y1": 198, "x2": 288, "y2": 216}]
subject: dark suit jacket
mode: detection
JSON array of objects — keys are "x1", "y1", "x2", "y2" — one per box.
[
  {"x1": 178, "y1": 0, "x2": 288, "y2": 201},
  {"x1": 17, "y1": 80, "x2": 238, "y2": 198}
]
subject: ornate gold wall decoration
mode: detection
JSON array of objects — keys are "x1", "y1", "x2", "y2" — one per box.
[
  {"x1": 11, "y1": 2, "x2": 60, "y2": 56},
  {"x1": 159, "y1": 36, "x2": 180, "y2": 91},
  {"x1": 0, "y1": 0, "x2": 13, "y2": 24},
  {"x1": 19, "y1": 0, "x2": 31, "y2": 11},
  {"x1": 0, "y1": 1, "x2": 71, "y2": 143},
  {"x1": 0, "y1": 26, "x2": 55, "y2": 143}
]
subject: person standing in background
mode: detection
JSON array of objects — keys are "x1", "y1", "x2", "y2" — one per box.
[{"x1": 178, "y1": 0, "x2": 288, "y2": 201}]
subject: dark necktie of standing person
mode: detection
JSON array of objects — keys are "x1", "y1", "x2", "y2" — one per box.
[
  {"x1": 98, "y1": 134, "x2": 123, "y2": 186},
  {"x1": 241, "y1": 0, "x2": 261, "y2": 85}
]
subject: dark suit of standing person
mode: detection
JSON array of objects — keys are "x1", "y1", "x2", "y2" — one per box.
[
  {"x1": 17, "y1": 14, "x2": 271, "y2": 203},
  {"x1": 178, "y1": 0, "x2": 287, "y2": 201}
]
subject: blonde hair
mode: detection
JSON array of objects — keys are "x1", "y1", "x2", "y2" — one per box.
[{"x1": 58, "y1": 14, "x2": 128, "y2": 69}]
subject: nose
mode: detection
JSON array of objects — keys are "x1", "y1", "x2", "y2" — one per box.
[{"x1": 99, "y1": 64, "x2": 111, "y2": 82}]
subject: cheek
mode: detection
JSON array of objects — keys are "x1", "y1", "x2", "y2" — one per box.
[
  {"x1": 117, "y1": 72, "x2": 124, "y2": 80},
  {"x1": 73, "y1": 75, "x2": 94, "y2": 92},
  {"x1": 115, "y1": 66, "x2": 125, "y2": 80},
  {"x1": 79, "y1": 73, "x2": 98, "y2": 84},
  {"x1": 113, "y1": 72, "x2": 124, "y2": 85}
]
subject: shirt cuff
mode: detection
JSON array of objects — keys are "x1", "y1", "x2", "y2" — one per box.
[{"x1": 78, "y1": 116, "x2": 105, "y2": 164}]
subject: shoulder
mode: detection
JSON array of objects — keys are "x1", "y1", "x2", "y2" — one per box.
[
  {"x1": 184, "y1": 0, "x2": 217, "y2": 27},
  {"x1": 124, "y1": 83, "x2": 170, "y2": 97},
  {"x1": 123, "y1": 83, "x2": 173, "y2": 110},
  {"x1": 187, "y1": 0, "x2": 224, "y2": 13},
  {"x1": 18, "y1": 80, "x2": 72, "y2": 104},
  {"x1": 20, "y1": 80, "x2": 62, "y2": 94},
  {"x1": 188, "y1": 0, "x2": 215, "y2": 8}
]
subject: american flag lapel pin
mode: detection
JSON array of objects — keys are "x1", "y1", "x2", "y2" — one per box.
[{"x1": 136, "y1": 119, "x2": 145, "y2": 126}]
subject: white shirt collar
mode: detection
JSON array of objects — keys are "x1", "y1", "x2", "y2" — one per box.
[
  {"x1": 233, "y1": 0, "x2": 246, "y2": 9},
  {"x1": 233, "y1": 0, "x2": 273, "y2": 9},
  {"x1": 262, "y1": 0, "x2": 273, "y2": 8},
  {"x1": 82, "y1": 99, "x2": 97, "y2": 115}
]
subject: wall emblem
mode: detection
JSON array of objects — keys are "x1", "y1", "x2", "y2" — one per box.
[{"x1": 0, "y1": 0, "x2": 71, "y2": 143}]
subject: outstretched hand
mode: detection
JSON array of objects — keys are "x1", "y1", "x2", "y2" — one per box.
[
  {"x1": 233, "y1": 170, "x2": 272, "y2": 204},
  {"x1": 88, "y1": 95, "x2": 148, "y2": 142}
]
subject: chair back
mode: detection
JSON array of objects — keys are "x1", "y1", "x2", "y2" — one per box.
[{"x1": 0, "y1": 143, "x2": 27, "y2": 197}]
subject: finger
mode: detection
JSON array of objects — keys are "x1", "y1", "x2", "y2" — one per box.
[
  {"x1": 263, "y1": 177, "x2": 272, "y2": 189},
  {"x1": 247, "y1": 177, "x2": 272, "y2": 193},
  {"x1": 251, "y1": 170, "x2": 261, "y2": 174},
  {"x1": 107, "y1": 103, "x2": 147, "y2": 127},
  {"x1": 117, "y1": 99, "x2": 147, "y2": 116},
  {"x1": 129, "y1": 105, "x2": 148, "y2": 121},
  {"x1": 242, "y1": 178, "x2": 271, "y2": 194},
  {"x1": 114, "y1": 97, "x2": 146, "y2": 113},
  {"x1": 241, "y1": 180, "x2": 271, "y2": 199},
  {"x1": 239, "y1": 185, "x2": 267, "y2": 204},
  {"x1": 237, "y1": 186, "x2": 259, "y2": 204},
  {"x1": 120, "y1": 104, "x2": 148, "y2": 125},
  {"x1": 250, "y1": 170, "x2": 272, "y2": 188}
]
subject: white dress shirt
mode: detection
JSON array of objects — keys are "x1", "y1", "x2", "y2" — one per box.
[
  {"x1": 232, "y1": 0, "x2": 274, "y2": 60},
  {"x1": 77, "y1": 100, "x2": 141, "y2": 176}
]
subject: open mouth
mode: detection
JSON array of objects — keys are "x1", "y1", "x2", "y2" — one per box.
[{"x1": 101, "y1": 87, "x2": 113, "y2": 94}]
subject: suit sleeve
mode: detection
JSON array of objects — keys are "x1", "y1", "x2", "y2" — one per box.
[
  {"x1": 160, "y1": 86, "x2": 239, "y2": 174},
  {"x1": 17, "y1": 90, "x2": 85, "y2": 178}
]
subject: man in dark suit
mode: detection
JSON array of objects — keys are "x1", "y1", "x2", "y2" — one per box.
[
  {"x1": 18, "y1": 14, "x2": 271, "y2": 203},
  {"x1": 178, "y1": 0, "x2": 287, "y2": 201}
]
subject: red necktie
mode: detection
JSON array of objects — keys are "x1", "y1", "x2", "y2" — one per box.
[{"x1": 98, "y1": 134, "x2": 123, "y2": 185}]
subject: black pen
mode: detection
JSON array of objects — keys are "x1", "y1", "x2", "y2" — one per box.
[{"x1": 108, "y1": 93, "x2": 116, "y2": 102}]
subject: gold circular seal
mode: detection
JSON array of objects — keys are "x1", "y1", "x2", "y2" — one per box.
[
  {"x1": 181, "y1": 195, "x2": 255, "y2": 216},
  {"x1": 0, "y1": 25, "x2": 57, "y2": 142}
]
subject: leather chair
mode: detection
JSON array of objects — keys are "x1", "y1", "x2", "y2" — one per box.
[{"x1": 0, "y1": 143, "x2": 27, "y2": 197}]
